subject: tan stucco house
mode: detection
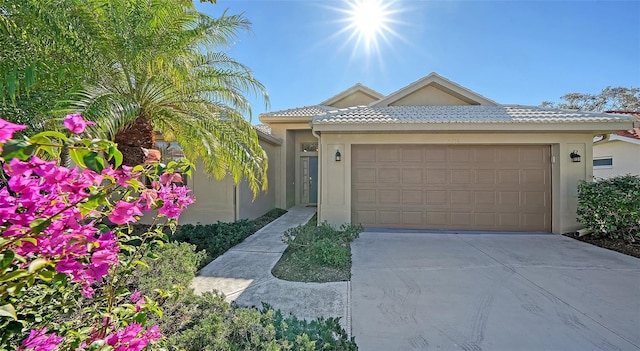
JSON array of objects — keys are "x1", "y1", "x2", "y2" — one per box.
[
  {"x1": 593, "y1": 111, "x2": 640, "y2": 178},
  {"x1": 258, "y1": 72, "x2": 635, "y2": 234},
  {"x1": 154, "y1": 129, "x2": 282, "y2": 224}
]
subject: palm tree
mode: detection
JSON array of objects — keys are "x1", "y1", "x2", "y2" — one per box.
[{"x1": 58, "y1": 0, "x2": 270, "y2": 194}]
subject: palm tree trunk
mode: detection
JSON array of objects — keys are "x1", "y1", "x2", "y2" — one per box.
[{"x1": 114, "y1": 116, "x2": 155, "y2": 166}]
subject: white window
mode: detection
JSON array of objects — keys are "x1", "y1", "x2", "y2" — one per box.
[{"x1": 593, "y1": 157, "x2": 613, "y2": 168}]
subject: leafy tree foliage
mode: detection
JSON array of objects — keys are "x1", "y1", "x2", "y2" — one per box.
[
  {"x1": 1, "y1": 0, "x2": 270, "y2": 195},
  {"x1": 541, "y1": 86, "x2": 640, "y2": 112}
]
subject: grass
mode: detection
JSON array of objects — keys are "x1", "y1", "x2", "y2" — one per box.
[{"x1": 271, "y1": 215, "x2": 363, "y2": 283}]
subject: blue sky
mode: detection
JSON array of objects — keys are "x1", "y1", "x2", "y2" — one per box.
[{"x1": 195, "y1": 0, "x2": 640, "y2": 121}]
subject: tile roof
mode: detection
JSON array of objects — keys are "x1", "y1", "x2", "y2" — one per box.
[
  {"x1": 260, "y1": 105, "x2": 336, "y2": 118},
  {"x1": 254, "y1": 124, "x2": 272, "y2": 135},
  {"x1": 605, "y1": 111, "x2": 640, "y2": 140},
  {"x1": 312, "y1": 105, "x2": 635, "y2": 124}
]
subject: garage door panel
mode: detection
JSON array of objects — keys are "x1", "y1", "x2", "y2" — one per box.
[
  {"x1": 475, "y1": 191, "x2": 496, "y2": 205},
  {"x1": 378, "y1": 168, "x2": 400, "y2": 183},
  {"x1": 425, "y1": 169, "x2": 447, "y2": 184},
  {"x1": 402, "y1": 168, "x2": 423, "y2": 184},
  {"x1": 377, "y1": 147, "x2": 400, "y2": 162},
  {"x1": 475, "y1": 213, "x2": 496, "y2": 227},
  {"x1": 450, "y1": 169, "x2": 471, "y2": 184},
  {"x1": 426, "y1": 190, "x2": 447, "y2": 205},
  {"x1": 354, "y1": 189, "x2": 376, "y2": 204},
  {"x1": 474, "y1": 169, "x2": 496, "y2": 185},
  {"x1": 354, "y1": 168, "x2": 376, "y2": 183},
  {"x1": 522, "y1": 169, "x2": 548, "y2": 185},
  {"x1": 521, "y1": 147, "x2": 548, "y2": 162},
  {"x1": 523, "y1": 191, "x2": 547, "y2": 207},
  {"x1": 497, "y1": 148, "x2": 520, "y2": 162},
  {"x1": 450, "y1": 212, "x2": 471, "y2": 226},
  {"x1": 427, "y1": 211, "x2": 450, "y2": 226},
  {"x1": 451, "y1": 190, "x2": 471, "y2": 204},
  {"x1": 403, "y1": 191, "x2": 423, "y2": 205},
  {"x1": 498, "y1": 169, "x2": 520, "y2": 184},
  {"x1": 402, "y1": 147, "x2": 424, "y2": 162},
  {"x1": 425, "y1": 146, "x2": 447, "y2": 161},
  {"x1": 353, "y1": 147, "x2": 376, "y2": 162},
  {"x1": 449, "y1": 148, "x2": 472, "y2": 162},
  {"x1": 403, "y1": 211, "x2": 424, "y2": 226},
  {"x1": 379, "y1": 189, "x2": 401, "y2": 204},
  {"x1": 352, "y1": 145, "x2": 551, "y2": 231},
  {"x1": 498, "y1": 191, "x2": 520, "y2": 207},
  {"x1": 353, "y1": 210, "x2": 376, "y2": 224},
  {"x1": 379, "y1": 210, "x2": 401, "y2": 225}
]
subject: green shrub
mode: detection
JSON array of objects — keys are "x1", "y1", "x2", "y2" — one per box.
[
  {"x1": 129, "y1": 241, "x2": 206, "y2": 294},
  {"x1": 281, "y1": 221, "x2": 363, "y2": 270},
  {"x1": 165, "y1": 293, "x2": 357, "y2": 351},
  {"x1": 311, "y1": 239, "x2": 350, "y2": 268},
  {"x1": 577, "y1": 175, "x2": 640, "y2": 242}
]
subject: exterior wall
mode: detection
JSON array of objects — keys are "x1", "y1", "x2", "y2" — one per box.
[
  {"x1": 178, "y1": 159, "x2": 236, "y2": 224},
  {"x1": 390, "y1": 86, "x2": 472, "y2": 106},
  {"x1": 267, "y1": 122, "x2": 316, "y2": 209},
  {"x1": 238, "y1": 140, "x2": 279, "y2": 220},
  {"x1": 318, "y1": 132, "x2": 595, "y2": 234},
  {"x1": 330, "y1": 91, "x2": 379, "y2": 108},
  {"x1": 593, "y1": 140, "x2": 640, "y2": 178}
]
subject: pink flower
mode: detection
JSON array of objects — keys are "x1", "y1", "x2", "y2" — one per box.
[
  {"x1": 108, "y1": 200, "x2": 143, "y2": 224},
  {"x1": 135, "y1": 296, "x2": 145, "y2": 312},
  {"x1": 0, "y1": 118, "x2": 27, "y2": 143},
  {"x1": 21, "y1": 328, "x2": 63, "y2": 351},
  {"x1": 130, "y1": 290, "x2": 142, "y2": 303},
  {"x1": 63, "y1": 113, "x2": 95, "y2": 134},
  {"x1": 159, "y1": 172, "x2": 183, "y2": 185}
]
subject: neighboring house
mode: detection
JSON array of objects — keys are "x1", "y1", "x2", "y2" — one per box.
[
  {"x1": 258, "y1": 72, "x2": 635, "y2": 234},
  {"x1": 593, "y1": 111, "x2": 640, "y2": 178},
  {"x1": 151, "y1": 128, "x2": 282, "y2": 224}
]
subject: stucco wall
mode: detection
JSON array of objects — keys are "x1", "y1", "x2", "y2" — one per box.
[
  {"x1": 318, "y1": 132, "x2": 595, "y2": 234},
  {"x1": 390, "y1": 86, "x2": 472, "y2": 106},
  {"x1": 330, "y1": 91, "x2": 379, "y2": 108},
  {"x1": 178, "y1": 159, "x2": 235, "y2": 224},
  {"x1": 268, "y1": 122, "x2": 315, "y2": 209},
  {"x1": 238, "y1": 140, "x2": 279, "y2": 220},
  {"x1": 593, "y1": 140, "x2": 640, "y2": 178}
]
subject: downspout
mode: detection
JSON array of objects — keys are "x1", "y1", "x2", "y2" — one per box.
[
  {"x1": 312, "y1": 125, "x2": 321, "y2": 224},
  {"x1": 233, "y1": 184, "x2": 239, "y2": 221}
]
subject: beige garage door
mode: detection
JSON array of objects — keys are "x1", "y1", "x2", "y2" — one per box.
[{"x1": 351, "y1": 145, "x2": 551, "y2": 232}]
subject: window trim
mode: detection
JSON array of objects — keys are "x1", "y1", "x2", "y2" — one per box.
[{"x1": 593, "y1": 157, "x2": 613, "y2": 169}]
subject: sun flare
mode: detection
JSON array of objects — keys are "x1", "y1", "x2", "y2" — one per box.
[{"x1": 344, "y1": 0, "x2": 394, "y2": 52}]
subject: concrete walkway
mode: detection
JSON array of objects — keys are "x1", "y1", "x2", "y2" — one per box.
[{"x1": 191, "y1": 205, "x2": 349, "y2": 328}]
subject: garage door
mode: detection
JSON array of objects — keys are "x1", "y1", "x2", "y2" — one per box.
[{"x1": 351, "y1": 145, "x2": 551, "y2": 231}]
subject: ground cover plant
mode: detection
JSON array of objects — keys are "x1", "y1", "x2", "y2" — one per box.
[
  {"x1": 131, "y1": 234, "x2": 358, "y2": 350},
  {"x1": 565, "y1": 175, "x2": 640, "y2": 258},
  {"x1": 272, "y1": 216, "x2": 363, "y2": 282}
]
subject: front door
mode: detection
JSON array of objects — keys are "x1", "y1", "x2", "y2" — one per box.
[{"x1": 301, "y1": 156, "x2": 318, "y2": 204}]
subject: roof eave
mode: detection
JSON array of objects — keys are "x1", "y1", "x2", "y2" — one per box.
[
  {"x1": 312, "y1": 121, "x2": 635, "y2": 133},
  {"x1": 259, "y1": 116, "x2": 313, "y2": 124}
]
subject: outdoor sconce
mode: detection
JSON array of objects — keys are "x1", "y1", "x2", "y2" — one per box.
[
  {"x1": 570, "y1": 150, "x2": 581, "y2": 163},
  {"x1": 335, "y1": 150, "x2": 341, "y2": 162}
]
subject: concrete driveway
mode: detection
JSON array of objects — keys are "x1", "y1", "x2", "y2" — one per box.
[{"x1": 351, "y1": 231, "x2": 640, "y2": 351}]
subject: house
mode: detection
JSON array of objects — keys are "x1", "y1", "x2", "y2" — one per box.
[
  {"x1": 593, "y1": 111, "x2": 640, "y2": 178},
  {"x1": 153, "y1": 128, "x2": 282, "y2": 224},
  {"x1": 258, "y1": 72, "x2": 635, "y2": 234}
]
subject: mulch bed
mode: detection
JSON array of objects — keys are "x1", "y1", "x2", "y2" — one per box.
[{"x1": 563, "y1": 232, "x2": 640, "y2": 259}]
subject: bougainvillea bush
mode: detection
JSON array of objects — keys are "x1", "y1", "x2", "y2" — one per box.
[{"x1": 0, "y1": 115, "x2": 194, "y2": 350}]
